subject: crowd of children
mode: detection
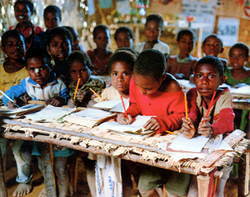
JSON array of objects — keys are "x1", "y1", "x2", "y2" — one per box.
[{"x1": 0, "y1": 0, "x2": 249, "y2": 197}]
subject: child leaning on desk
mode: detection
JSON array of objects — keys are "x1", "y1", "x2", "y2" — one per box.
[
  {"x1": 182, "y1": 56, "x2": 235, "y2": 197},
  {"x1": 117, "y1": 49, "x2": 186, "y2": 197},
  {"x1": 224, "y1": 43, "x2": 250, "y2": 138},
  {"x1": 2, "y1": 49, "x2": 73, "y2": 197}
]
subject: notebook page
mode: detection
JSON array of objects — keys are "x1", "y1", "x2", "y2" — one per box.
[{"x1": 168, "y1": 134, "x2": 209, "y2": 152}]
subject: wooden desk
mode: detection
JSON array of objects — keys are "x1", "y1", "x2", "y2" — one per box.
[{"x1": 0, "y1": 118, "x2": 248, "y2": 197}]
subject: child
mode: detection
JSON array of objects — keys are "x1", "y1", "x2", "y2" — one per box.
[
  {"x1": 47, "y1": 27, "x2": 72, "y2": 83},
  {"x1": 135, "y1": 14, "x2": 169, "y2": 56},
  {"x1": 64, "y1": 26, "x2": 84, "y2": 51},
  {"x1": 67, "y1": 51, "x2": 105, "y2": 107},
  {"x1": 202, "y1": 34, "x2": 227, "y2": 66},
  {"x1": 114, "y1": 26, "x2": 134, "y2": 49},
  {"x1": 87, "y1": 24, "x2": 113, "y2": 75},
  {"x1": 225, "y1": 43, "x2": 250, "y2": 137},
  {"x1": 11, "y1": 0, "x2": 43, "y2": 50},
  {"x1": 0, "y1": 30, "x2": 28, "y2": 92},
  {"x1": 2, "y1": 49, "x2": 71, "y2": 197},
  {"x1": 43, "y1": 5, "x2": 62, "y2": 30},
  {"x1": 117, "y1": 49, "x2": 185, "y2": 197},
  {"x1": 182, "y1": 56, "x2": 235, "y2": 197},
  {"x1": 225, "y1": 43, "x2": 250, "y2": 86},
  {"x1": 167, "y1": 29, "x2": 198, "y2": 79}
]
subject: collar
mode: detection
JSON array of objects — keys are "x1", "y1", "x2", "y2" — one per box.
[{"x1": 176, "y1": 55, "x2": 193, "y2": 63}]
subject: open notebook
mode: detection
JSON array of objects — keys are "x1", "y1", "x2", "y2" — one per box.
[
  {"x1": 63, "y1": 108, "x2": 116, "y2": 128},
  {"x1": 92, "y1": 99, "x2": 129, "y2": 113},
  {"x1": 0, "y1": 104, "x2": 44, "y2": 117},
  {"x1": 25, "y1": 105, "x2": 75, "y2": 122},
  {"x1": 98, "y1": 115, "x2": 153, "y2": 134}
]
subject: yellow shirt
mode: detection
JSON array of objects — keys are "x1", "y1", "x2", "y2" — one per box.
[{"x1": 0, "y1": 64, "x2": 28, "y2": 92}]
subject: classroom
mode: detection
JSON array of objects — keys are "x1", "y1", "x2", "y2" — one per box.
[{"x1": 0, "y1": 0, "x2": 249, "y2": 197}]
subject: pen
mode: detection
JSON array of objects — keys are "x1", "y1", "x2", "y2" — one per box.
[
  {"x1": 120, "y1": 95, "x2": 128, "y2": 117},
  {"x1": 89, "y1": 87, "x2": 102, "y2": 100},
  {"x1": 0, "y1": 90, "x2": 20, "y2": 107},
  {"x1": 165, "y1": 130, "x2": 177, "y2": 135}
]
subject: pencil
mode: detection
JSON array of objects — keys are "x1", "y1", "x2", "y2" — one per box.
[
  {"x1": 89, "y1": 87, "x2": 102, "y2": 100},
  {"x1": 0, "y1": 90, "x2": 19, "y2": 107},
  {"x1": 120, "y1": 95, "x2": 128, "y2": 117},
  {"x1": 165, "y1": 130, "x2": 177, "y2": 135},
  {"x1": 73, "y1": 78, "x2": 81, "y2": 101},
  {"x1": 184, "y1": 92, "x2": 189, "y2": 119},
  {"x1": 205, "y1": 91, "x2": 216, "y2": 118}
]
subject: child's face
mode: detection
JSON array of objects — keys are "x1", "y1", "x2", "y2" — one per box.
[
  {"x1": 48, "y1": 35, "x2": 72, "y2": 61},
  {"x1": 94, "y1": 30, "x2": 110, "y2": 49},
  {"x1": 229, "y1": 48, "x2": 248, "y2": 70},
  {"x1": 2, "y1": 35, "x2": 26, "y2": 60},
  {"x1": 144, "y1": 21, "x2": 161, "y2": 42},
  {"x1": 194, "y1": 64, "x2": 223, "y2": 98},
  {"x1": 116, "y1": 32, "x2": 133, "y2": 48},
  {"x1": 44, "y1": 12, "x2": 60, "y2": 30},
  {"x1": 202, "y1": 37, "x2": 223, "y2": 57},
  {"x1": 134, "y1": 73, "x2": 163, "y2": 96},
  {"x1": 69, "y1": 61, "x2": 90, "y2": 86},
  {"x1": 14, "y1": 3, "x2": 31, "y2": 23},
  {"x1": 111, "y1": 61, "x2": 132, "y2": 94},
  {"x1": 178, "y1": 34, "x2": 194, "y2": 55},
  {"x1": 27, "y1": 57, "x2": 49, "y2": 86}
]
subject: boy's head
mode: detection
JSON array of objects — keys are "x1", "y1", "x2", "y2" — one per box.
[
  {"x1": 108, "y1": 48, "x2": 137, "y2": 94},
  {"x1": 1, "y1": 30, "x2": 26, "y2": 60},
  {"x1": 194, "y1": 56, "x2": 224, "y2": 98},
  {"x1": 176, "y1": 29, "x2": 195, "y2": 55},
  {"x1": 25, "y1": 48, "x2": 50, "y2": 86},
  {"x1": 43, "y1": 5, "x2": 62, "y2": 30},
  {"x1": 47, "y1": 27, "x2": 72, "y2": 61},
  {"x1": 114, "y1": 26, "x2": 134, "y2": 49},
  {"x1": 202, "y1": 34, "x2": 224, "y2": 57},
  {"x1": 68, "y1": 51, "x2": 92, "y2": 86},
  {"x1": 134, "y1": 49, "x2": 166, "y2": 95},
  {"x1": 93, "y1": 25, "x2": 110, "y2": 49},
  {"x1": 145, "y1": 14, "x2": 164, "y2": 42},
  {"x1": 14, "y1": 0, "x2": 34, "y2": 23},
  {"x1": 229, "y1": 42, "x2": 249, "y2": 69}
]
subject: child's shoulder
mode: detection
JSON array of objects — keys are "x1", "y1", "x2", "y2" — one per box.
[{"x1": 161, "y1": 73, "x2": 182, "y2": 92}]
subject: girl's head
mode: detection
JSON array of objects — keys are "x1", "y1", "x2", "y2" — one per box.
[
  {"x1": 202, "y1": 34, "x2": 224, "y2": 57},
  {"x1": 43, "y1": 5, "x2": 62, "y2": 30},
  {"x1": 47, "y1": 27, "x2": 72, "y2": 61},
  {"x1": 114, "y1": 26, "x2": 134, "y2": 49},
  {"x1": 64, "y1": 26, "x2": 81, "y2": 51},
  {"x1": 14, "y1": 0, "x2": 34, "y2": 23},
  {"x1": 25, "y1": 48, "x2": 50, "y2": 86},
  {"x1": 93, "y1": 25, "x2": 110, "y2": 50},
  {"x1": 193, "y1": 56, "x2": 224, "y2": 98},
  {"x1": 68, "y1": 51, "x2": 92, "y2": 86},
  {"x1": 229, "y1": 43, "x2": 249, "y2": 70},
  {"x1": 144, "y1": 14, "x2": 164, "y2": 42},
  {"x1": 176, "y1": 29, "x2": 195, "y2": 55},
  {"x1": 134, "y1": 49, "x2": 166, "y2": 95},
  {"x1": 1, "y1": 30, "x2": 26, "y2": 60},
  {"x1": 108, "y1": 48, "x2": 137, "y2": 95}
]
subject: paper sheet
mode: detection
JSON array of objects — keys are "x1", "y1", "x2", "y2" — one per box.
[
  {"x1": 98, "y1": 115, "x2": 152, "y2": 132},
  {"x1": 25, "y1": 105, "x2": 75, "y2": 122},
  {"x1": 0, "y1": 104, "x2": 44, "y2": 117},
  {"x1": 168, "y1": 135, "x2": 209, "y2": 152},
  {"x1": 63, "y1": 108, "x2": 112, "y2": 127},
  {"x1": 93, "y1": 99, "x2": 129, "y2": 113}
]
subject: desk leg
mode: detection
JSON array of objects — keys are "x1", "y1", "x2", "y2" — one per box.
[
  {"x1": 197, "y1": 175, "x2": 210, "y2": 197},
  {"x1": 0, "y1": 154, "x2": 7, "y2": 197}
]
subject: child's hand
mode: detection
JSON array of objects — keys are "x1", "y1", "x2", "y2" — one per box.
[
  {"x1": 181, "y1": 117, "x2": 196, "y2": 138},
  {"x1": 75, "y1": 91, "x2": 85, "y2": 102},
  {"x1": 198, "y1": 117, "x2": 213, "y2": 137},
  {"x1": 46, "y1": 97, "x2": 65, "y2": 107},
  {"x1": 117, "y1": 113, "x2": 133, "y2": 125},
  {"x1": 143, "y1": 118, "x2": 160, "y2": 131},
  {"x1": 7, "y1": 101, "x2": 16, "y2": 109}
]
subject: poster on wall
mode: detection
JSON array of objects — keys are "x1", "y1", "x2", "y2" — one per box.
[
  {"x1": 217, "y1": 17, "x2": 239, "y2": 46},
  {"x1": 182, "y1": 0, "x2": 217, "y2": 39}
]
